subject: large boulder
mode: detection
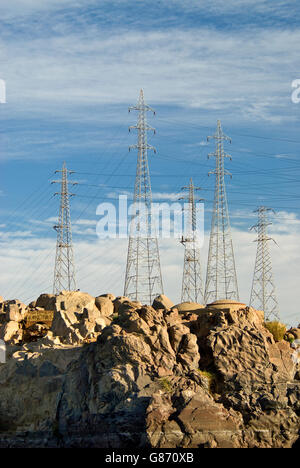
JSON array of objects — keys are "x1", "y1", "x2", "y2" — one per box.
[
  {"x1": 0, "y1": 320, "x2": 22, "y2": 343},
  {"x1": 82, "y1": 302, "x2": 102, "y2": 322},
  {"x1": 5, "y1": 303, "x2": 27, "y2": 322},
  {"x1": 48, "y1": 293, "x2": 108, "y2": 345},
  {"x1": 35, "y1": 293, "x2": 56, "y2": 310},
  {"x1": 95, "y1": 296, "x2": 114, "y2": 318},
  {"x1": 4, "y1": 300, "x2": 27, "y2": 320},
  {"x1": 36, "y1": 291, "x2": 96, "y2": 316},
  {"x1": 99, "y1": 293, "x2": 116, "y2": 301},
  {"x1": 192, "y1": 303, "x2": 264, "y2": 340},
  {"x1": 55, "y1": 291, "x2": 95, "y2": 314},
  {"x1": 152, "y1": 295, "x2": 174, "y2": 311},
  {"x1": 50, "y1": 310, "x2": 82, "y2": 345},
  {"x1": 113, "y1": 297, "x2": 142, "y2": 316},
  {"x1": 113, "y1": 296, "x2": 139, "y2": 314}
]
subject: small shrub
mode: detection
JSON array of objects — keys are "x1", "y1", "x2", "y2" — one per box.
[
  {"x1": 264, "y1": 321, "x2": 287, "y2": 342},
  {"x1": 285, "y1": 333, "x2": 295, "y2": 344},
  {"x1": 159, "y1": 378, "x2": 172, "y2": 393},
  {"x1": 197, "y1": 369, "x2": 218, "y2": 393}
]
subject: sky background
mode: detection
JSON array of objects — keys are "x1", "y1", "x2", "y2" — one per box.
[{"x1": 0, "y1": 0, "x2": 300, "y2": 326}]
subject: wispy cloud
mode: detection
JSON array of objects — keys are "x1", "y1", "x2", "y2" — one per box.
[
  {"x1": 0, "y1": 0, "x2": 297, "y2": 21},
  {"x1": 1, "y1": 26, "x2": 299, "y2": 124},
  {"x1": 0, "y1": 229, "x2": 34, "y2": 239}
]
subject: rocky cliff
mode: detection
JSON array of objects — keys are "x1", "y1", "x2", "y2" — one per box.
[{"x1": 0, "y1": 292, "x2": 299, "y2": 448}]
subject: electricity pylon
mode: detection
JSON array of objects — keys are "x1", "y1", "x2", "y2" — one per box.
[
  {"x1": 124, "y1": 89, "x2": 163, "y2": 304},
  {"x1": 249, "y1": 207, "x2": 280, "y2": 320},
  {"x1": 204, "y1": 120, "x2": 239, "y2": 304},
  {"x1": 179, "y1": 178, "x2": 204, "y2": 303},
  {"x1": 52, "y1": 162, "x2": 77, "y2": 294}
]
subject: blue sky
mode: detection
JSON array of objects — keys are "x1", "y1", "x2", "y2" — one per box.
[{"x1": 0, "y1": 0, "x2": 300, "y2": 325}]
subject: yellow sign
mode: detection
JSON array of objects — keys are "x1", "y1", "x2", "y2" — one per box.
[{"x1": 25, "y1": 310, "x2": 54, "y2": 327}]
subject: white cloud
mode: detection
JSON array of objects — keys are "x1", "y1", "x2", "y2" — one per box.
[
  {"x1": 0, "y1": 0, "x2": 88, "y2": 19},
  {"x1": 0, "y1": 230, "x2": 34, "y2": 239},
  {"x1": 73, "y1": 219, "x2": 97, "y2": 226},
  {"x1": 0, "y1": 26, "x2": 299, "y2": 124},
  {"x1": 152, "y1": 192, "x2": 180, "y2": 201}
]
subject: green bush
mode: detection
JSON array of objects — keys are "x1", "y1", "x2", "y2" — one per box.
[
  {"x1": 159, "y1": 378, "x2": 173, "y2": 393},
  {"x1": 264, "y1": 321, "x2": 287, "y2": 342}
]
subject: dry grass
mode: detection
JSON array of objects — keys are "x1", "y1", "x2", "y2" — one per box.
[{"x1": 264, "y1": 321, "x2": 287, "y2": 342}]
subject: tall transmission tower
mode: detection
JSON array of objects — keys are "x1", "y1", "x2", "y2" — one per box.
[
  {"x1": 124, "y1": 89, "x2": 164, "y2": 304},
  {"x1": 179, "y1": 178, "x2": 204, "y2": 303},
  {"x1": 249, "y1": 207, "x2": 280, "y2": 320},
  {"x1": 52, "y1": 162, "x2": 77, "y2": 294},
  {"x1": 204, "y1": 120, "x2": 239, "y2": 304}
]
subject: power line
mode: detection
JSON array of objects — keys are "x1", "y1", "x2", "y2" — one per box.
[{"x1": 156, "y1": 116, "x2": 300, "y2": 144}]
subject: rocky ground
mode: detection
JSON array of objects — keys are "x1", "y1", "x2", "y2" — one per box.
[{"x1": 0, "y1": 291, "x2": 299, "y2": 448}]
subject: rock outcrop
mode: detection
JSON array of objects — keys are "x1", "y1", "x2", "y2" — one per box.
[
  {"x1": 0, "y1": 294, "x2": 299, "y2": 448},
  {"x1": 152, "y1": 294, "x2": 174, "y2": 311},
  {"x1": 0, "y1": 299, "x2": 27, "y2": 344},
  {"x1": 0, "y1": 291, "x2": 112, "y2": 347}
]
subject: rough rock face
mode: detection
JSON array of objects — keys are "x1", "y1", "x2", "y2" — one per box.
[
  {"x1": 0, "y1": 291, "x2": 112, "y2": 347},
  {"x1": 0, "y1": 299, "x2": 28, "y2": 344},
  {"x1": 0, "y1": 321, "x2": 22, "y2": 343},
  {"x1": 0, "y1": 294, "x2": 299, "y2": 448}
]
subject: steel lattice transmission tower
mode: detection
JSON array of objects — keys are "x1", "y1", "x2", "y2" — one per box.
[
  {"x1": 124, "y1": 89, "x2": 164, "y2": 304},
  {"x1": 52, "y1": 162, "x2": 77, "y2": 294},
  {"x1": 249, "y1": 207, "x2": 280, "y2": 320},
  {"x1": 204, "y1": 120, "x2": 239, "y2": 304},
  {"x1": 179, "y1": 178, "x2": 204, "y2": 303}
]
